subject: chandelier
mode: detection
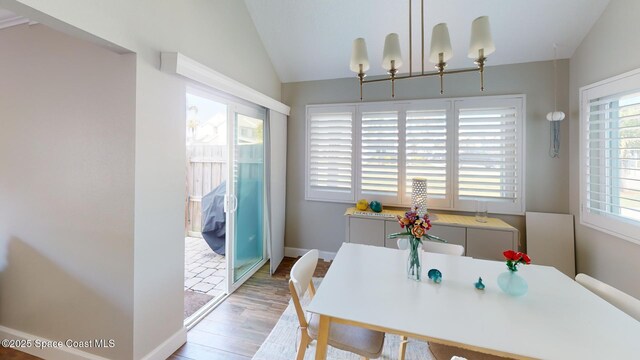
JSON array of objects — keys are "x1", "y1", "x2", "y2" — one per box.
[{"x1": 349, "y1": 0, "x2": 495, "y2": 100}]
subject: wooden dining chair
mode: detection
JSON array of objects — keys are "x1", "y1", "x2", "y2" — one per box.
[
  {"x1": 575, "y1": 273, "x2": 640, "y2": 321},
  {"x1": 423, "y1": 241, "x2": 465, "y2": 256},
  {"x1": 289, "y1": 249, "x2": 385, "y2": 360},
  {"x1": 399, "y1": 241, "x2": 465, "y2": 360}
]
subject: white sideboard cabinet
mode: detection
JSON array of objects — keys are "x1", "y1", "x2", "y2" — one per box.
[{"x1": 345, "y1": 208, "x2": 519, "y2": 261}]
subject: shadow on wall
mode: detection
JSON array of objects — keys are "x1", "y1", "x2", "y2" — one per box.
[{"x1": 0, "y1": 237, "x2": 133, "y2": 357}]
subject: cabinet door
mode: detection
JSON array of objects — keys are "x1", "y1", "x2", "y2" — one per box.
[
  {"x1": 384, "y1": 220, "x2": 403, "y2": 248},
  {"x1": 427, "y1": 225, "x2": 466, "y2": 254},
  {"x1": 349, "y1": 218, "x2": 385, "y2": 247},
  {"x1": 466, "y1": 228, "x2": 515, "y2": 261}
]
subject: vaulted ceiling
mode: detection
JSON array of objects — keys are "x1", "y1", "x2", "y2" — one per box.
[{"x1": 244, "y1": 0, "x2": 610, "y2": 83}]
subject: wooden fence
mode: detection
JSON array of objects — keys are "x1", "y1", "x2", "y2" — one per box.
[
  {"x1": 186, "y1": 144, "x2": 228, "y2": 237},
  {"x1": 185, "y1": 143, "x2": 263, "y2": 237}
]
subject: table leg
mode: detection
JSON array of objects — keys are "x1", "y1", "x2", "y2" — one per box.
[
  {"x1": 398, "y1": 336, "x2": 408, "y2": 360},
  {"x1": 315, "y1": 315, "x2": 331, "y2": 360}
]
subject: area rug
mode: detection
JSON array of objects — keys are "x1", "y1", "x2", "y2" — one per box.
[
  {"x1": 184, "y1": 290, "x2": 214, "y2": 319},
  {"x1": 252, "y1": 278, "x2": 432, "y2": 360}
]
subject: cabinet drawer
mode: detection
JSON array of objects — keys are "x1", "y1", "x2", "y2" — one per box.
[
  {"x1": 427, "y1": 225, "x2": 466, "y2": 254},
  {"x1": 466, "y1": 228, "x2": 515, "y2": 261},
  {"x1": 349, "y1": 218, "x2": 385, "y2": 247},
  {"x1": 384, "y1": 220, "x2": 403, "y2": 248}
]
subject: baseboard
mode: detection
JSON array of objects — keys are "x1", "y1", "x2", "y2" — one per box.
[
  {"x1": 0, "y1": 325, "x2": 187, "y2": 360},
  {"x1": 139, "y1": 327, "x2": 187, "y2": 360},
  {"x1": 285, "y1": 247, "x2": 336, "y2": 261},
  {"x1": 0, "y1": 325, "x2": 111, "y2": 360}
]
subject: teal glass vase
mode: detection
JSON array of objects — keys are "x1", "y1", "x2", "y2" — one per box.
[
  {"x1": 407, "y1": 237, "x2": 422, "y2": 281},
  {"x1": 497, "y1": 271, "x2": 528, "y2": 296}
]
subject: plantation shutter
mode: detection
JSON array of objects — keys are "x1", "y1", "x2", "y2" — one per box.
[
  {"x1": 405, "y1": 108, "x2": 449, "y2": 202},
  {"x1": 360, "y1": 110, "x2": 399, "y2": 203},
  {"x1": 306, "y1": 106, "x2": 355, "y2": 202},
  {"x1": 455, "y1": 98, "x2": 524, "y2": 213},
  {"x1": 584, "y1": 90, "x2": 640, "y2": 225}
]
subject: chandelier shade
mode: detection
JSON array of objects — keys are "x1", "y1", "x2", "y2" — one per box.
[
  {"x1": 429, "y1": 23, "x2": 453, "y2": 64},
  {"x1": 468, "y1": 16, "x2": 495, "y2": 59},
  {"x1": 382, "y1": 33, "x2": 403, "y2": 71},
  {"x1": 350, "y1": 38, "x2": 370, "y2": 73}
]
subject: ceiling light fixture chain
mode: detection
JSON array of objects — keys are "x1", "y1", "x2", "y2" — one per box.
[{"x1": 350, "y1": 0, "x2": 495, "y2": 100}]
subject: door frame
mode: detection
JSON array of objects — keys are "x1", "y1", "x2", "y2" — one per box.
[
  {"x1": 183, "y1": 85, "x2": 270, "y2": 312},
  {"x1": 225, "y1": 101, "x2": 270, "y2": 293}
]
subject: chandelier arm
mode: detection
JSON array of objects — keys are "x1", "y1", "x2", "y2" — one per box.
[
  {"x1": 409, "y1": 0, "x2": 412, "y2": 77},
  {"x1": 476, "y1": 49, "x2": 486, "y2": 91},
  {"x1": 421, "y1": 0, "x2": 424, "y2": 75},
  {"x1": 392, "y1": 76, "x2": 395, "y2": 97},
  {"x1": 553, "y1": 44, "x2": 558, "y2": 111},
  {"x1": 361, "y1": 66, "x2": 480, "y2": 84},
  {"x1": 389, "y1": 60, "x2": 397, "y2": 98},
  {"x1": 357, "y1": 64, "x2": 365, "y2": 101},
  {"x1": 438, "y1": 54, "x2": 445, "y2": 94}
]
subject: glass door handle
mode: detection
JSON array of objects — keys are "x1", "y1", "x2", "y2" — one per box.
[
  {"x1": 225, "y1": 194, "x2": 238, "y2": 213},
  {"x1": 230, "y1": 194, "x2": 238, "y2": 212}
]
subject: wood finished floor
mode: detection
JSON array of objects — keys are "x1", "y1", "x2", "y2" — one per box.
[
  {"x1": 170, "y1": 256, "x2": 331, "y2": 360},
  {"x1": 0, "y1": 347, "x2": 41, "y2": 360},
  {"x1": 3, "y1": 257, "x2": 330, "y2": 360}
]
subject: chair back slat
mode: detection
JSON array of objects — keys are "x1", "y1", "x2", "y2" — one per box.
[
  {"x1": 423, "y1": 241, "x2": 465, "y2": 256},
  {"x1": 288, "y1": 250, "x2": 319, "y2": 329},
  {"x1": 290, "y1": 249, "x2": 319, "y2": 297},
  {"x1": 576, "y1": 273, "x2": 640, "y2": 321}
]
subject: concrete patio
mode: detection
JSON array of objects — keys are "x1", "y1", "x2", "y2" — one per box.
[{"x1": 184, "y1": 236, "x2": 226, "y2": 298}]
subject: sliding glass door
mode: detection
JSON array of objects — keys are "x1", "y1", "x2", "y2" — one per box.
[{"x1": 226, "y1": 103, "x2": 268, "y2": 291}]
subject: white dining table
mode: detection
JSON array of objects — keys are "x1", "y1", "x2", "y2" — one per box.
[{"x1": 307, "y1": 243, "x2": 640, "y2": 359}]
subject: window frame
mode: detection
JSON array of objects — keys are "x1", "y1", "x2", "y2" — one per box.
[
  {"x1": 358, "y1": 102, "x2": 403, "y2": 205},
  {"x1": 453, "y1": 97, "x2": 526, "y2": 215},
  {"x1": 579, "y1": 68, "x2": 640, "y2": 245},
  {"x1": 305, "y1": 94, "x2": 526, "y2": 215},
  {"x1": 402, "y1": 99, "x2": 454, "y2": 209},
  {"x1": 305, "y1": 105, "x2": 357, "y2": 203}
]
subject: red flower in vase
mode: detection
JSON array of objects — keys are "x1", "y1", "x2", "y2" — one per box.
[{"x1": 503, "y1": 250, "x2": 531, "y2": 272}]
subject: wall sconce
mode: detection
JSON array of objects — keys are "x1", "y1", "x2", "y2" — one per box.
[{"x1": 547, "y1": 44, "x2": 565, "y2": 158}]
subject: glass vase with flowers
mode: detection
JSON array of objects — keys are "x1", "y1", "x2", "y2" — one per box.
[
  {"x1": 388, "y1": 207, "x2": 445, "y2": 281},
  {"x1": 497, "y1": 250, "x2": 531, "y2": 296}
]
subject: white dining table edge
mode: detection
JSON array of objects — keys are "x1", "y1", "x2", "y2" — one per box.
[{"x1": 311, "y1": 312, "x2": 536, "y2": 360}]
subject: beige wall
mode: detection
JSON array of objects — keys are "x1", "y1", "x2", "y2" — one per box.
[
  {"x1": 283, "y1": 60, "x2": 570, "y2": 253},
  {"x1": 0, "y1": 0, "x2": 282, "y2": 358},
  {"x1": 569, "y1": 0, "x2": 640, "y2": 299},
  {"x1": 0, "y1": 24, "x2": 136, "y2": 358}
]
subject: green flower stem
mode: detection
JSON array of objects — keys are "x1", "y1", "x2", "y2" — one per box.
[
  {"x1": 506, "y1": 260, "x2": 519, "y2": 272},
  {"x1": 388, "y1": 232, "x2": 448, "y2": 243},
  {"x1": 408, "y1": 237, "x2": 422, "y2": 280}
]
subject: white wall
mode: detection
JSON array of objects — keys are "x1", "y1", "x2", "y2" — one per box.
[
  {"x1": 132, "y1": 59, "x2": 187, "y2": 360},
  {"x1": 282, "y1": 60, "x2": 570, "y2": 253},
  {"x1": 570, "y1": 0, "x2": 640, "y2": 299},
  {"x1": 0, "y1": 0, "x2": 281, "y2": 100},
  {"x1": 0, "y1": 24, "x2": 136, "y2": 358},
  {"x1": 0, "y1": 0, "x2": 283, "y2": 358}
]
